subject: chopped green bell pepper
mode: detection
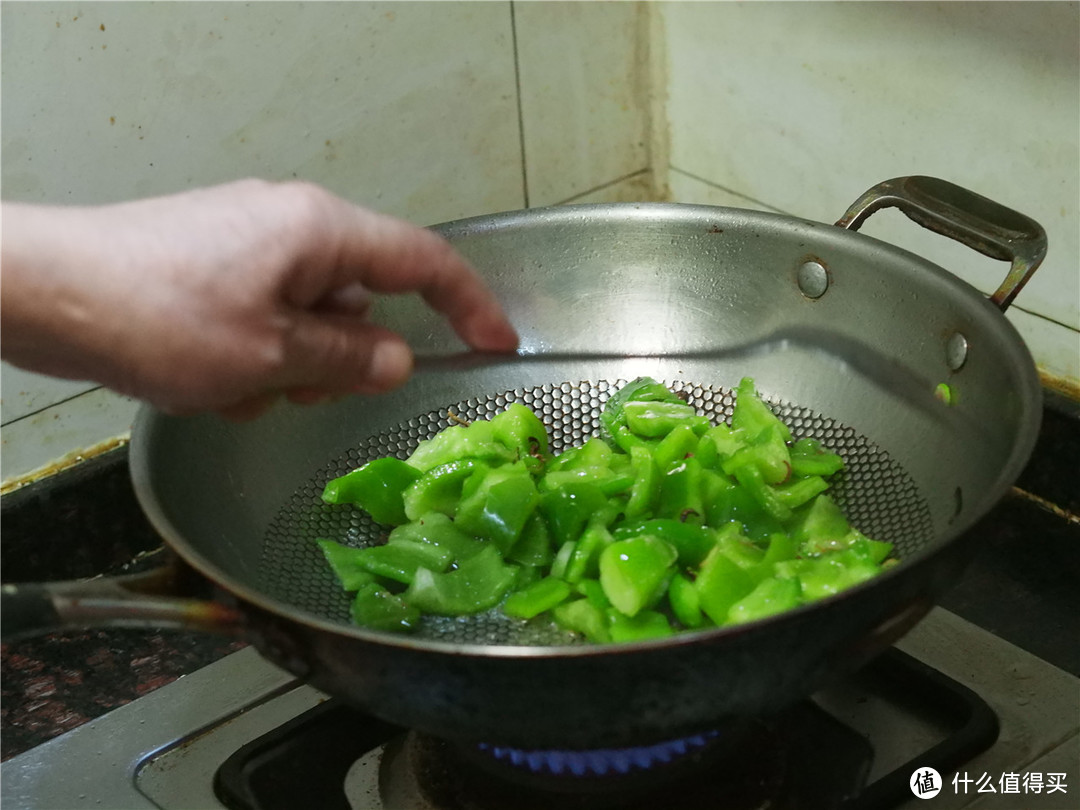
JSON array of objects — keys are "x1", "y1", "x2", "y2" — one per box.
[
  {"x1": 727, "y1": 577, "x2": 802, "y2": 625},
  {"x1": 668, "y1": 571, "x2": 705, "y2": 629},
  {"x1": 552, "y1": 598, "x2": 611, "y2": 643},
  {"x1": 623, "y1": 400, "x2": 710, "y2": 439},
  {"x1": 789, "y1": 438, "x2": 845, "y2": 478},
  {"x1": 564, "y1": 520, "x2": 614, "y2": 583},
  {"x1": 406, "y1": 420, "x2": 514, "y2": 473},
  {"x1": 600, "y1": 377, "x2": 685, "y2": 444},
  {"x1": 540, "y1": 481, "x2": 609, "y2": 546},
  {"x1": 695, "y1": 544, "x2": 755, "y2": 625},
  {"x1": 404, "y1": 545, "x2": 517, "y2": 615},
  {"x1": 599, "y1": 535, "x2": 677, "y2": 617},
  {"x1": 388, "y1": 512, "x2": 486, "y2": 561},
  {"x1": 507, "y1": 513, "x2": 555, "y2": 567},
  {"x1": 491, "y1": 402, "x2": 550, "y2": 461},
  {"x1": 731, "y1": 377, "x2": 791, "y2": 443},
  {"x1": 321, "y1": 457, "x2": 421, "y2": 525},
  {"x1": 502, "y1": 577, "x2": 572, "y2": 619},
  {"x1": 316, "y1": 538, "x2": 378, "y2": 591},
  {"x1": 318, "y1": 377, "x2": 896, "y2": 640},
  {"x1": 608, "y1": 608, "x2": 675, "y2": 642},
  {"x1": 454, "y1": 463, "x2": 540, "y2": 553},
  {"x1": 350, "y1": 583, "x2": 421, "y2": 632},
  {"x1": 349, "y1": 540, "x2": 454, "y2": 585},
  {"x1": 657, "y1": 456, "x2": 705, "y2": 524},
  {"x1": 612, "y1": 518, "x2": 715, "y2": 567},
  {"x1": 402, "y1": 459, "x2": 486, "y2": 521}
]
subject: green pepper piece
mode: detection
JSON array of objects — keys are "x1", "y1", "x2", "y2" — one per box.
[
  {"x1": 652, "y1": 423, "x2": 701, "y2": 470},
  {"x1": 502, "y1": 577, "x2": 572, "y2": 619},
  {"x1": 668, "y1": 572, "x2": 705, "y2": 629},
  {"x1": 540, "y1": 482, "x2": 608, "y2": 546},
  {"x1": 353, "y1": 540, "x2": 454, "y2": 585},
  {"x1": 612, "y1": 519, "x2": 715, "y2": 567},
  {"x1": 773, "y1": 475, "x2": 830, "y2": 509},
  {"x1": 775, "y1": 551, "x2": 880, "y2": 601},
  {"x1": 622, "y1": 445, "x2": 659, "y2": 519},
  {"x1": 599, "y1": 536, "x2": 678, "y2": 617},
  {"x1": 455, "y1": 463, "x2": 540, "y2": 554},
  {"x1": 730, "y1": 462, "x2": 793, "y2": 523},
  {"x1": 547, "y1": 437, "x2": 613, "y2": 473},
  {"x1": 695, "y1": 545, "x2": 755, "y2": 626},
  {"x1": 607, "y1": 609, "x2": 674, "y2": 642},
  {"x1": 846, "y1": 531, "x2": 893, "y2": 565},
  {"x1": 491, "y1": 402, "x2": 549, "y2": 461},
  {"x1": 513, "y1": 564, "x2": 542, "y2": 591},
  {"x1": 761, "y1": 531, "x2": 800, "y2": 570},
  {"x1": 507, "y1": 513, "x2": 555, "y2": 567},
  {"x1": 541, "y1": 468, "x2": 633, "y2": 496},
  {"x1": 696, "y1": 424, "x2": 747, "y2": 471},
  {"x1": 714, "y1": 522, "x2": 767, "y2": 578},
  {"x1": 789, "y1": 438, "x2": 845, "y2": 478},
  {"x1": 623, "y1": 400, "x2": 710, "y2": 439},
  {"x1": 727, "y1": 577, "x2": 802, "y2": 625},
  {"x1": 321, "y1": 458, "x2": 421, "y2": 525},
  {"x1": 793, "y1": 494, "x2": 852, "y2": 554},
  {"x1": 388, "y1": 512, "x2": 485, "y2": 561},
  {"x1": 721, "y1": 425, "x2": 791, "y2": 485},
  {"x1": 350, "y1": 583, "x2": 421, "y2": 632},
  {"x1": 316, "y1": 538, "x2": 378, "y2": 591},
  {"x1": 402, "y1": 459, "x2": 486, "y2": 522},
  {"x1": 549, "y1": 538, "x2": 577, "y2": 580},
  {"x1": 702, "y1": 469, "x2": 785, "y2": 541},
  {"x1": 564, "y1": 521, "x2": 614, "y2": 584},
  {"x1": 552, "y1": 598, "x2": 612, "y2": 643},
  {"x1": 406, "y1": 420, "x2": 514, "y2": 473},
  {"x1": 404, "y1": 545, "x2": 517, "y2": 615},
  {"x1": 600, "y1": 377, "x2": 685, "y2": 444},
  {"x1": 574, "y1": 578, "x2": 612, "y2": 610},
  {"x1": 611, "y1": 425, "x2": 660, "y2": 455},
  {"x1": 657, "y1": 456, "x2": 705, "y2": 524},
  {"x1": 731, "y1": 377, "x2": 792, "y2": 443}
]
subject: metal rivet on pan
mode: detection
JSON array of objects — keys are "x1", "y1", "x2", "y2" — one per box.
[
  {"x1": 946, "y1": 332, "x2": 969, "y2": 370},
  {"x1": 797, "y1": 260, "x2": 829, "y2": 299}
]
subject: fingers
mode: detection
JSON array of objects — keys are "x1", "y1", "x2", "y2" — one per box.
[
  {"x1": 279, "y1": 313, "x2": 415, "y2": 396},
  {"x1": 217, "y1": 392, "x2": 278, "y2": 422},
  {"x1": 301, "y1": 194, "x2": 519, "y2": 353}
]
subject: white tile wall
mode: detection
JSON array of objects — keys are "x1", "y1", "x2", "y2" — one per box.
[
  {"x1": 663, "y1": 1, "x2": 1079, "y2": 383},
  {"x1": 4, "y1": 2, "x2": 1077, "y2": 487},
  {"x1": 514, "y1": 1, "x2": 651, "y2": 207},
  {"x1": 0, "y1": 1, "x2": 656, "y2": 485}
]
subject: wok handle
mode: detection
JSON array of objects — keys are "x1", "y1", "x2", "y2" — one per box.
[
  {"x1": 1, "y1": 561, "x2": 245, "y2": 642},
  {"x1": 834, "y1": 176, "x2": 1047, "y2": 312}
]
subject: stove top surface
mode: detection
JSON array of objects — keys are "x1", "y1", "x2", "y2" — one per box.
[{"x1": 3, "y1": 608, "x2": 1076, "y2": 810}]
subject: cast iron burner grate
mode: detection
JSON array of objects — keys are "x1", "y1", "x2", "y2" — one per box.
[{"x1": 213, "y1": 649, "x2": 998, "y2": 810}]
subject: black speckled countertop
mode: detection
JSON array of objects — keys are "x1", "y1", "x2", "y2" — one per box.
[{"x1": 2, "y1": 397, "x2": 1077, "y2": 762}]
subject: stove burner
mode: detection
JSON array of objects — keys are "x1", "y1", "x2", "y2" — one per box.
[
  {"x1": 212, "y1": 649, "x2": 1000, "y2": 810},
  {"x1": 475, "y1": 730, "x2": 721, "y2": 777}
]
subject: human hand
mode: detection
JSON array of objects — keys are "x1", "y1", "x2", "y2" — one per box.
[{"x1": 1, "y1": 180, "x2": 518, "y2": 419}]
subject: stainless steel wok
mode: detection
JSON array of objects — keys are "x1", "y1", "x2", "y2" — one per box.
[{"x1": 2, "y1": 177, "x2": 1046, "y2": 748}]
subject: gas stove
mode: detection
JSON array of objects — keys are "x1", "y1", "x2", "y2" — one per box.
[{"x1": 3, "y1": 607, "x2": 1076, "y2": 810}]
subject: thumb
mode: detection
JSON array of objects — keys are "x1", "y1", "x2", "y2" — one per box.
[{"x1": 282, "y1": 314, "x2": 415, "y2": 395}]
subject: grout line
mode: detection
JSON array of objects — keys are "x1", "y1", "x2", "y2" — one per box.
[
  {"x1": 509, "y1": 1, "x2": 529, "y2": 209},
  {"x1": 551, "y1": 169, "x2": 653, "y2": 206},
  {"x1": 0, "y1": 384, "x2": 105, "y2": 428},
  {"x1": 668, "y1": 166, "x2": 791, "y2": 215},
  {"x1": 1008, "y1": 306, "x2": 1079, "y2": 334}
]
